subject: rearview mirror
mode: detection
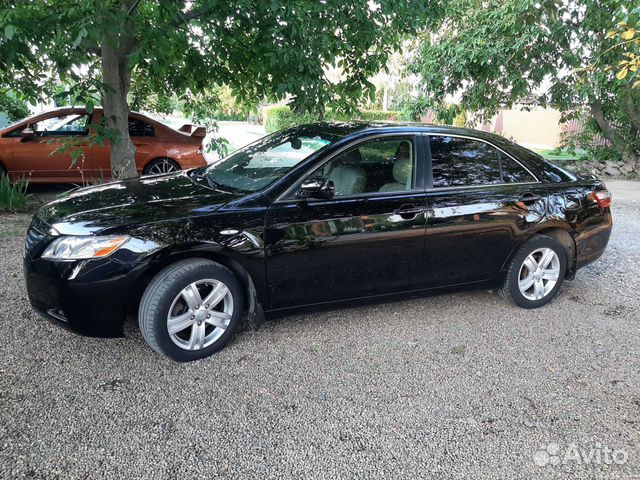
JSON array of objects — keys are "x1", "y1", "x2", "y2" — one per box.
[
  {"x1": 297, "y1": 177, "x2": 335, "y2": 200},
  {"x1": 20, "y1": 127, "x2": 35, "y2": 142}
]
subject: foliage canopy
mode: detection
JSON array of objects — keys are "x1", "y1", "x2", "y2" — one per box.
[
  {"x1": 1, "y1": 0, "x2": 434, "y2": 178},
  {"x1": 411, "y1": 0, "x2": 640, "y2": 165}
]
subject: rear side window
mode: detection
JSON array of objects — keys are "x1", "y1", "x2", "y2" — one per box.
[
  {"x1": 129, "y1": 118, "x2": 155, "y2": 137},
  {"x1": 429, "y1": 136, "x2": 535, "y2": 187},
  {"x1": 501, "y1": 156, "x2": 536, "y2": 183}
]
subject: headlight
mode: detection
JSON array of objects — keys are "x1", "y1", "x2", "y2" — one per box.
[{"x1": 42, "y1": 235, "x2": 130, "y2": 260}]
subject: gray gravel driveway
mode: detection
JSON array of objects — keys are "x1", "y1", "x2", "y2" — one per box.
[{"x1": 1, "y1": 180, "x2": 639, "y2": 479}]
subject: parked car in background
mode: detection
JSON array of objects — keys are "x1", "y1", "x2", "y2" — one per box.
[
  {"x1": 0, "y1": 107, "x2": 207, "y2": 183},
  {"x1": 23, "y1": 122, "x2": 612, "y2": 361}
]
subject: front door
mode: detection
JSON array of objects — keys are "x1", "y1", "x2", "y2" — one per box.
[
  {"x1": 265, "y1": 134, "x2": 428, "y2": 309},
  {"x1": 424, "y1": 134, "x2": 547, "y2": 286},
  {"x1": 11, "y1": 112, "x2": 92, "y2": 182}
]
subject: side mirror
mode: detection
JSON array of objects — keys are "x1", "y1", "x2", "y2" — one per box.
[
  {"x1": 297, "y1": 177, "x2": 335, "y2": 200},
  {"x1": 20, "y1": 127, "x2": 35, "y2": 142}
]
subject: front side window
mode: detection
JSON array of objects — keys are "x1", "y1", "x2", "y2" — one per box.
[
  {"x1": 430, "y1": 136, "x2": 535, "y2": 187},
  {"x1": 308, "y1": 137, "x2": 415, "y2": 196},
  {"x1": 31, "y1": 114, "x2": 91, "y2": 136},
  {"x1": 206, "y1": 129, "x2": 339, "y2": 192}
]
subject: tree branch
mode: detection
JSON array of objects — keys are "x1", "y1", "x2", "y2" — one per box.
[
  {"x1": 589, "y1": 99, "x2": 620, "y2": 146},
  {"x1": 118, "y1": 0, "x2": 142, "y2": 57},
  {"x1": 126, "y1": 0, "x2": 143, "y2": 15},
  {"x1": 182, "y1": 7, "x2": 213, "y2": 23}
]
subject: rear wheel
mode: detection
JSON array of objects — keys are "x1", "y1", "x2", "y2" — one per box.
[
  {"x1": 138, "y1": 259, "x2": 244, "y2": 361},
  {"x1": 500, "y1": 235, "x2": 567, "y2": 308},
  {"x1": 143, "y1": 158, "x2": 181, "y2": 175}
]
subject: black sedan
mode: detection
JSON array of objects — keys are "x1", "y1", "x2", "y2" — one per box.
[{"x1": 23, "y1": 122, "x2": 612, "y2": 361}]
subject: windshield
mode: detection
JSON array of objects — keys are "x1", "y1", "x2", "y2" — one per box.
[{"x1": 205, "y1": 129, "x2": 340, "y2": 192}]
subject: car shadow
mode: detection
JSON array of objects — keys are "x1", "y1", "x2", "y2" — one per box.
[
  {"x1": 27, "y1": 183, "x2": 76, "y2": 204},
  {"x1": 263, "y1": 281, "x2": 498, "y2": 324}
]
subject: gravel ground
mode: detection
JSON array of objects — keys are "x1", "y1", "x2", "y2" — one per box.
[{"x1": 1, "y1": 180, "x2": 639, "y2": 479}]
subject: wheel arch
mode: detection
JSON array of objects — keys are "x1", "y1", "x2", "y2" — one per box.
[
  {"x1": 532, "y1": 225, "x2": 577, "y2": 278},
  {"x1": 501, "y1": 224, "x2": 577, "y2": 281},
  {"x1": 125, "y1": 249, "x2": 263, "y2": 329},
  {"x1": 142, "y1": 156, "x2": 181, "y2": 174}
]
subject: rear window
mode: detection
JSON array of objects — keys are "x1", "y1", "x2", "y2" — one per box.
[{"x1": 129, "y1": 118, "x2": 155, "y2": 137}]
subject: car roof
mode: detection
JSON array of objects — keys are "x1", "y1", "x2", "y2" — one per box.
[{"x1": 292, "y1": 121, "x2": 511, "y2": 144}]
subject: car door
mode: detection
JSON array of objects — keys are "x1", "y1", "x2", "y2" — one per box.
[
  {"x1": 89, "y1": 113, "x2": 157, "y2": 180},
  {"x1": 424, "y1": 134, "x2": 547, "y2": 287},
  {"x1": 265, "y1": 134, "x2": 428, "y2": 309},
  {"x1": 11, "y1": 112, "x2": 91, "y2": 182}
]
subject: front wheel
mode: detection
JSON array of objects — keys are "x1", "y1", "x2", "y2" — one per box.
[
  {"x1": 138, "y1": 259, "x2": 244, "y2": 361},
  {"x1": 500, "y1": 234, "x2": 567, "y2": 308}
]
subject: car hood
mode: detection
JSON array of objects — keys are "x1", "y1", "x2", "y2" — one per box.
[{"x1": 37, "y1": 171, "x2": 243, "y2": 235}]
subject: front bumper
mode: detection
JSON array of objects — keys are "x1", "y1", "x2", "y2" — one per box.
[
  {"x1": 24, "y1": 254, "x2": 140, "y2": 337},
  {"x1": 22, "y1": 219, "x2": 159, "y2": 337}
]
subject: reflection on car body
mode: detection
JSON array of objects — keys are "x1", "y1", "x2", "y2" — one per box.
[{"x1": 23, "y1": 122, "x2": 612, "y2": 361}]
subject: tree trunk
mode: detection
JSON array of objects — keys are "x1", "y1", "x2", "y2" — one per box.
[
  {"x1": 317, "y1": 102, "x2": 325, "y2": 121},
  {"x1": 589, "y1": 98, "x2": 640, "y2": 170},
  {"x1": 589, "y1": 99, "x2": 618, "y2": 146},
  {"x1": 624, "y1": 91, "x2": 640, "y2": 133},
  {"x1": 101, "y1": 41, "x2": 138, "y2": 180}
]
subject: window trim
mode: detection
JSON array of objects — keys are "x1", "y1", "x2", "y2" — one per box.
[
  {"x1": 26, "y1": 113, "x2": 93, "y2": 138},
  {"x1": 275, "y1": 132, "x2": 423, "y2": 203},
  {"x1": 423, "y1": 132, "x2": 540, "y2": 191}
]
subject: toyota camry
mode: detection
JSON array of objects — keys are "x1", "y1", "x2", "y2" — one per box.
[{"x1": 23, "y1": 122, "x2": 612, "y2": 361}]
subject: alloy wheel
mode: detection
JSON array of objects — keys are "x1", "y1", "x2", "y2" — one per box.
[
  {"x1": 518, "y1": 247, "x2": 561, "y2": 301},
  {"x1": 167, "y1": 279, "x2": 234, "y2": 351},
  {"x1": 148, "y1": 159, "x2": 179, "y2": 175}
]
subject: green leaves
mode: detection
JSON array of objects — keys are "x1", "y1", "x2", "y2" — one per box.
[
  {"x1": 2, "y1": 0, "x2": 438, "y2": 117},
  {"x1": 411, "y1": 0, "x2": 640, "y2": 162}
]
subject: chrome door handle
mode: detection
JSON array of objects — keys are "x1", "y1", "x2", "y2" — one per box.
[
  {"x1": 394, "y1": 204, "x2": 425, "y2": 219},
  {"x1": 519, "y1": 193, "x2": 542, "y2": 204}
]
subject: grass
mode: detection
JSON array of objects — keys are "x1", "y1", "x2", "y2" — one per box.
[
  {"x1": 535, "y1": 148, "x2": 585, "y2": 162},
  {"x1": 0, "y1": 175, "x2": 40, "y2": 213}
]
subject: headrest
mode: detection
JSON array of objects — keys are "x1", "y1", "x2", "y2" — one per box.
[{"x1": 393, "y1": 157, "x2": 412, "y2": 184}]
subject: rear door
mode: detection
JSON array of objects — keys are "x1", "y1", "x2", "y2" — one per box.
[
  {"x1": 424, "y1": 134, "x2": 547, "y2": 287},
  {"x1": 265, "y1": 134, "x2": 428, "y2": 308},
  {"x1": 89, "y1": 114, "x2": 157, "y2": 180}
]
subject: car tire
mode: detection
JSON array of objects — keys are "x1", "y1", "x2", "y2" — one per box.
[
  {"x1": 500, "y1": 234, "x2": 567, "y2": 309},
  {"x1": 142, "y1": 158, "x2": 181, "y2": 175},
  {"x1": 138, "y1": 259, "x2": 244, "y2": 361}
]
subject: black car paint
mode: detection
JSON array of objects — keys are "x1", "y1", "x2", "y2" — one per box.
[{"x1": 23, "y1": 123, "x2": 612, "y2": 337}]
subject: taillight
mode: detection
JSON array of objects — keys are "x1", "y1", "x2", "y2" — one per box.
[{"x1": 592, "y1": 189, "x2": 612, "y2": 209}]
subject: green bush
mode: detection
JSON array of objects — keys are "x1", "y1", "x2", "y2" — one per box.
[
  {"x1": 0, "y1": 175, "x2": 38, "y2": 213},
  {"x1": 0, "y1": 91, "x2": 30, "y2": 123},
  {"x1": 358, "y1": 110, "x2": 408, "y2": 121},
  {"x1": 263, "y1": 106, "x2": 411, "y2": 132},
  {"x1": 263, "y1": 106, "x2": 318, "y2": 133}
]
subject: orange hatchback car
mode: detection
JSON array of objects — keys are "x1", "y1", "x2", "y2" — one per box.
[{"x1": 0, "y1": 107, "x2": 208, "y2": 183}]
